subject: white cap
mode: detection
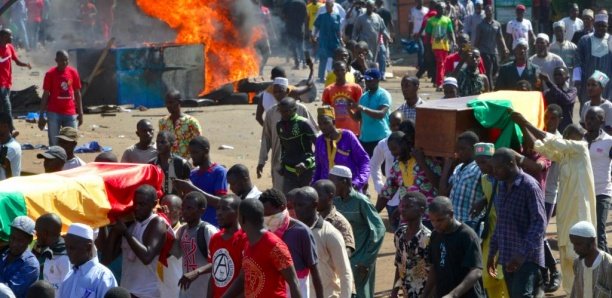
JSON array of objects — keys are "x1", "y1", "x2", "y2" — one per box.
[
  {"x1": 595, "y1": 13, "x2": 609, "y2": 23},
  {"x1": 330, "y1": 165, "x2": 352, "y2": 179},
  {"x1": 536, "y1": 33, "x2": 550, "y2": 43},
  {"x1": 569, "y1": 221, "x2": 597, "y2": 238},
  {"x1": 514, "y1": 38, "x2": 529, "y2": 49},
  {"x1": 273, "y1": 77, "x2": 289, "y2": 88},
  {"x1": 442, "y1": 77, "x2": 458, "y2": 88},
  {"x1": 67, "y1": 223, "x2": 94, "y2": 240},
  {"x1": 553, "y1": 21, "x2": 565, "y2": 29},
  {"x1": 474, "y1": 0, "x2": 483, "y2": 5}
]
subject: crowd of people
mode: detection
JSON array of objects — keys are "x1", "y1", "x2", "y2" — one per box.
[
  {"x1": 0, "y1": 0, "x2": 116, "y2": 50},
  {"x1": 0, "y1": 0, "x2": 609, "y2": 297}
]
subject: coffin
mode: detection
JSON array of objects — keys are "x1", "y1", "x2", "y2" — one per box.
[{"x1": 415, "y1": 91, "x2": 545, "y2": 157}]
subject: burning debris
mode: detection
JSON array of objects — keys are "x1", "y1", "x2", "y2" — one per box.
[{"x1": 135, "y1": 0, "x2": 263, "y2": 94}]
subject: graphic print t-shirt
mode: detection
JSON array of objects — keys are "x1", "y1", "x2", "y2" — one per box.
[
  {"x1": 208, "y1": 229, "x2": 249, "y2": 298},
  {"x1": 43, "y1": 66, "x2": 82, "y2": 115},
  {"x1": 243, "y1": 232, "x2": 294, "y2": 298},
  {"x1": 322, "y1": 83, "x2": 363, "y2": 136}
]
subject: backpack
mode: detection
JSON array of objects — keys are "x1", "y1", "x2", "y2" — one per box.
[{"x1": 178, "y1": 221, "x2": 212, "y2": 258}]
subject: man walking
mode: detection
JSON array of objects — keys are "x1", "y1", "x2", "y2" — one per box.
[
  {"x1": 487, "y1": 148, "x2": 547, "y2": 297},
  {"x1": 59, "y1": 223, "x2": 117, "y2": 298},
  {"x1": 474, "y1": 5, "x2": 508, "y2": 87},
  {"x1": 330, "y1": 165, "x2": 385, "y2": 297},
  {"x1": 352, "y1": 0, "x2": 391, "y2": 76},
  {"x1": 0, "y1": 29, "x2": 30, "y2": 136},
  {"x1": 276, "y1": 97, "x2": 317, "y2": 194},
  {"x1": 38, "y1": 51, "x2": 83, "y2": 146},
  {"x1": 583, "y1": 106, "x2": 612, "y2": 253},
  {"x1": 313, "y1": 0, "x2": 343, "y2": 82}
]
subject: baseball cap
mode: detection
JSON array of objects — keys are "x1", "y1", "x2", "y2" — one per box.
[
  {"x1": 516, "y1": 4, "x2": 526, "y2": 11},
  {"x1": 363, "y1": 68, "x2": 382, "y2": 81},
  {"x1": 36, "y1": 146, "x2": 68, "y2": 162},
  {"x1": 56, "y1": 127, "x2": 78, "y2": 142},
  {"x1": 11, "y1": 216, "x2": 35, "y2": 236}
]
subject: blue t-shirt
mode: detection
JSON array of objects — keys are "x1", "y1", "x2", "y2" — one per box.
[
  {"x1": 189, "y1": 163, "x2": 228, "y2": 227},
  {"x1": 359, "y1": 87, "x2": 392, "y2": 142}
]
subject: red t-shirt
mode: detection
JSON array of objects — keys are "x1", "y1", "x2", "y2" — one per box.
[
  {"x1": 442, "y1": 53, "x2": 486, "y2": 78},
  {"x1": 26, "y1": 0, "x2": 44, "y2": 23},
  {"x1": 0, "y1": 44, "x2": 18, "y2": 88},
  {"x1": 43, "y1": 66, "x2": 82, "y2": 115},
  {"x1": 243, "y1": 232, "x2": 293, "y2": 298},
  {"x1": 209, "y1": 229, "x2": 249, "y2": 298},
  {"x1": 322, "y1": 83, "x2": 363, "y2": 136}
]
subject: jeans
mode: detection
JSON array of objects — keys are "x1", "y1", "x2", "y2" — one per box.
[
  {"x1": 47, "y1": 111, "x2": 77, "y2": 146},
  {"x1": 0, "y1": 88, "x2": 13, "y2": 131},
  {"x1": 481, "y1": 53, "x2": 498, "y2": 89},
  {"x1": 386, "y1": 205, "x2": 399, "y2": 232},
  {"x1": 288, "y1": 34, "x2": 305, "y2": 68},
  {"x1": 596, "y1": 195, "x2": 611, "y2": 253},
  {"x1": 13, "y1": 19, "x2": 29, "y2": 50},
  {"x1": 503, "y1": 261, "x2": 542, "y2": 298},
  {"x1": 27, "y1": 21, "x2": 40, "y2": 50},
  {"x1": 415, "y1": 37, "x2": 425, "y2": 70},
  {"x1": 318, "y1": 51, "x2": 331, "y2": 82},
  {"x1": 376, "y1": 44, "x2": 387, "y2": 78}
]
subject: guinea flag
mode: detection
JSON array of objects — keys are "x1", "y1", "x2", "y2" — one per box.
[
  {"x1": 467, "y1": 90, "x2": 545, "y2": 149},
  {"x1": 0, "y1": 163, "x2": 164, "y2": 241}
]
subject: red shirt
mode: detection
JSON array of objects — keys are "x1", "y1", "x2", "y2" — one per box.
[
  {"x1": 442, "y1": 53, "x2": 486, "y2": 78},
  {"x1": 322, "y1": 83, "x2": 363, "y2": 136},
  {"x1": 0, "y1": 44, "x2": 18, "y2": 88},
  {"x1": 209, "y1": 229, "x2": 249, "y2": 298},
  {"x1": 43, "y1": 66, "x2": 82, "y2": 115},
  {"x1": 26, "y1": 0, "x2": 44, "y2": 23},
  {"x1": 243, "y1": 232, "x2": 293, "y2": 298}
]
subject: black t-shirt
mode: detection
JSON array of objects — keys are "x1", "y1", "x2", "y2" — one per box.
[
  {"x1": 377, "y1": 8, "x2": 392, "y2": 29},
  {"x1": 428, "y1": 223, "x2": 484, "y2": 298},
  {"x1": 282, "y1": 0, "x2": 307, "y2": 36}
]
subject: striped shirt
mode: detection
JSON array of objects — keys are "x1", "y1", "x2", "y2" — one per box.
[
  {"x1": 448, "y1": 161, "x2": 484, "y2": 223},
  {"x1": 490, "y1": 171, "x2": 546, "y2": 268}
]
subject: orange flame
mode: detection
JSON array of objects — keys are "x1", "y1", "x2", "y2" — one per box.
[{"x1": 135, "y1": 0, "x2": 261, "y2": 94}]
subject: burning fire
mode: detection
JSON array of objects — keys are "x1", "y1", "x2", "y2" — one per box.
[{"x1": 136, "y1": 0, "x2": 262, "y2": 94}]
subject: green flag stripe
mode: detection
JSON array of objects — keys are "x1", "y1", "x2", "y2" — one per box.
[{"x1": 0, "y1": 192, "x2": 27, "y2": 242}]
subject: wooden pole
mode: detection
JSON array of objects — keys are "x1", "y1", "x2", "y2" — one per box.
[{"x1": 81, "y1": 37, "x2": 115, "y2": 98}]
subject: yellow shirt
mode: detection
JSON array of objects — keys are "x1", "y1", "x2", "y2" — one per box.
[
  {"x1": 307, "y1": 2, "x2": 324, "y2": 31},
  {"x1": 325, "y1": 72, "x2": 356, "y2": 87}
]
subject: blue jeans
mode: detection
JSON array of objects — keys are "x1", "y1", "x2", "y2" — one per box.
[
  {"x1": 386, "y1": 205, "x2": 399, "y2": 232},
  {"x1": 596, "y1": 195, "x2": 611, "y2": 253},
  {"x1": 13, "y1": 19, "x2": 29, "y2": 49},
  {"x1": 503, "y1": 261, "x2": 542, "y2": 297},
  {"x1": 27, "y1": 21, "x2": 40, "y2": 50},
  {"x1": 376, "y1": 44, "x2": 387, "y2": 78},
  {"x1": 47, "y1": 112, "x2": 77, "y2": 146},
  {"x1": 0, "y1": 88, "x2": 13, "y2": 131},
  {"x1": 415, "y1": 38, "x2": 424, "y2": 70}
]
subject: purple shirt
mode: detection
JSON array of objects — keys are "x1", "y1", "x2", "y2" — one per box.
[
  {"x1": 189, "y1": 163, "x2": 228, "y2": 227},
  {"x1": 490, "y1": 171, "x2": 546, "y2": 268},
  {"x1": 313, "y1": 129, "x2": 371, "y2": 189}
]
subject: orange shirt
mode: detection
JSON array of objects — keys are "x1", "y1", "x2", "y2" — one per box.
[{"x1": 322, "y1": 83, "x2": 363, "y2": 136}]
